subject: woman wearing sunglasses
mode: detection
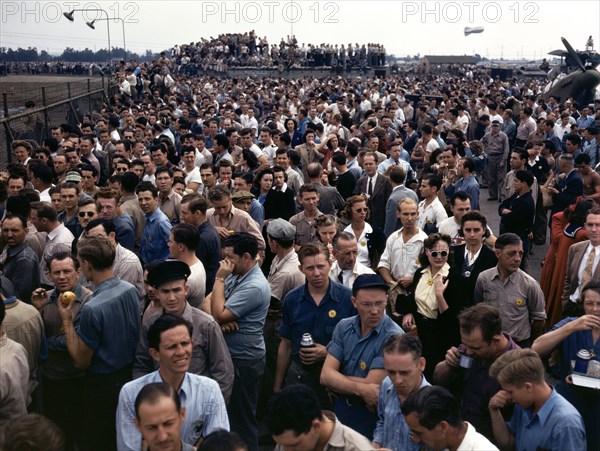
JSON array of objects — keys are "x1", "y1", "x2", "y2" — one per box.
[
  {"x1": 398, "y1": 233, "x2": 465, "y2": 380},
  {"x1": 340, "y1": 194, "x2": 385, "y2": 268}
]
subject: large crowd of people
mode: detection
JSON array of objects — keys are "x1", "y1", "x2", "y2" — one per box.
[
  {"x1": 1, "y1": 53, "x2": 600, "y2": 451},
  {"x1": 170, "y1": 32, "x2": 387, "y2": 73}
]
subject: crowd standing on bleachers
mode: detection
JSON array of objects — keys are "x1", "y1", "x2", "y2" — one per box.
[{"x1": 1, "y1": 42, "x2": 600, "y2": 451}]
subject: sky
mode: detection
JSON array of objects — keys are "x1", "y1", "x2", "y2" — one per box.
[{"x1": 1, "y1": 1, "x2": 599, "y2": 60}]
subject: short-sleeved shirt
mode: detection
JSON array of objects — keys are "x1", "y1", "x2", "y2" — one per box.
[
  {"x1": 186, "y1": 260, "x2": 207, "y2": 309},
  {"x1": 117, "y1": 371, "x2": 229, "y2": 451},
  {"x1": 279, "y1": 280, "x2": 355, "y2": 357},
  {"x1": 289, "y1": 210, "x2": 322, "y2": 246},
  {"x1": 224, "y1": 263, "x2": 270, "y2": 360},
  {"x1": 507, "y1": 387, "x2": 586, "y2": 451},
  {"x1": 77, "y1": 277, "x2": 140, "y2": 374},
  {"x1": 327, "y1": 315, "x2": 403, "y2": 377},
  {"x1": 378, "y1": 228, "x2": 428, "y2": 280},
  {"x1": 474, "y1": 267, "x2": 546, "y2": 342}
]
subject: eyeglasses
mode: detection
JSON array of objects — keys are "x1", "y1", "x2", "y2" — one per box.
[
  {"x1": 78, "y1": 211, "x2": 95, "y2": 218},
  {"x1": 354, "y1": 208, "x2": 368, "y2": 213},
  {"x1": 358, "y1": 301, "x2": 387, "y2": 309},
  {"x1": 428, "y1": 250, "x2": 449, "y2": 257}
]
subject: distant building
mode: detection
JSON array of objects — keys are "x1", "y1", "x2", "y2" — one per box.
[{"x1": 420, "y1": 55, "x2": 479, "y2": 72}]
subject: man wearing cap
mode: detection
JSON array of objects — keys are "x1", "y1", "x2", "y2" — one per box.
[
  {"x1": 481, "y1": 121, "x2": 510, "y2": 201},
  {"x1": 320, "y1": 273, "x2": 403, "y2": 440},
  {"x1": 330, "y1": 231, "x2": 375, "y2": 289},
  {"x1": 134, "y1": 260, "x2": 234, "y2": 402},
  {"x1": 233, "y1": 174, "x2": 264, "y2": 228},
  {"x1": 274, "y1": 243, "x2": 354, "y2": 408},
  {"x1": 209, "y1": 232, "x2": 270, "y2": 451},
  {"x1": 261, "y1": 219, "x2": 305, "y2": 416},
  {"x1": 232, "y1": 190, "x2": 257, "y2": 223}
]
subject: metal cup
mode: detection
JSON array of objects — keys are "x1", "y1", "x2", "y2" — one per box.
[{"x1": 459, "y1": 354, "x2": 474, "y2": 369}]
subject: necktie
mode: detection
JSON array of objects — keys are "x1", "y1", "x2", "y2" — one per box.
[
  {"x1": 368, "y1": 177, "x2": 373, "y2": 196},
  {"x1": 581, "y1": 247, "x2": 596, "y2": 289},
  {"x1": 338, "y1": 271, "x2": 344, "y2": 284}
]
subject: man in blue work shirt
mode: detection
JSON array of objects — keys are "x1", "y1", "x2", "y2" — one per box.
[
  {"x1": 137, "y1": 181, "x2": 172, "y2": 264},
  {"x1": 488, "y1": 349, "x2": 586, "y2": 451},
  {"x1": 274, "y1": 243, "x2": 355, "y2": 409},
  {"x1": 320, "y1": 273, "x2": 403, "y2": 440}
]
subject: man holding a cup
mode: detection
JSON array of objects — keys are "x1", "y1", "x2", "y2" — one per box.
[{"x1": 433, "y1": 304, "x2": 519, "y2": 445}]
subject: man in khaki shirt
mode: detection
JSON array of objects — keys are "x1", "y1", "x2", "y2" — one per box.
[
  {"x1": 267, "y1": 384, "x2": 376, "y2": 451},
  {"x1": 207, "y1": 185, "x2": 265, "y2": 251}
]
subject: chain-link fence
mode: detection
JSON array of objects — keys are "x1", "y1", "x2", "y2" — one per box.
[{"x1": 1, "y1": 78, "x2": 109, "y2": 168}]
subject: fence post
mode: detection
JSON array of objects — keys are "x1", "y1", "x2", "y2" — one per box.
[
  {"x1": 87, "y1": 79, "x2": 92, "y2": 114},
  {"x1": 2, "y1": 93, "x2": 8, "y2": 118},
  {"x1": 67, "y1": 82, "x2": 72, "y2": 99},
  {"x1": 41, "y1": 87, "x2": 50, "y2": 136}
]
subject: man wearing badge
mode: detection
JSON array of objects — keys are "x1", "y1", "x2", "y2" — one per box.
[
  {"x1": 321, "y1": 273, "x2": 403, "y2": 440},
  {"x1": 274, "y1": 243, "x2": 355, "y2": 409}
]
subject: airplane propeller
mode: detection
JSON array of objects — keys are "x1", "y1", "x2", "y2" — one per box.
[{"x1": 562, "y1": 36, "x2": 587, "y2": 72}]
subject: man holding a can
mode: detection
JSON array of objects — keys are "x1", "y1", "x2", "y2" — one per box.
[{"x1": 274, "y1": 243, "x2": 354, "y2": 409}]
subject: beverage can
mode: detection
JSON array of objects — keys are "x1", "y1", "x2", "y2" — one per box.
[
  {"x1": 300, "y1": 333, "x2": 315, "y2": 348},
  {"x1": 574, "y1": 349, "x2": 592, "y2": 373}
]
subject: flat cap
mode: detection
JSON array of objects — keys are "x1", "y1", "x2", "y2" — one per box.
[
  {"x1": 267, "y1": 218, "x2": 296, "y2": 241},
  {"x1": 232, "y1": 190, "x2": 255, "y2": 201},
  {"x1": 147, "y1": 260, "x2": 191, "y2": 288},
  {"x1": 352, "y1": 273, "x2": 388, "y2": 295}
]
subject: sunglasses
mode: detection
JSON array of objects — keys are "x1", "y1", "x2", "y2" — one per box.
[
  {"x1": 78, "y1": 211, "x2": 95, "y2": 218},
  {"x1": 428, "y1": 250, "x2": 449, "y2": 257},
  {"x1": 354, "y1": 208, "x2": 369, "y2": 213}
]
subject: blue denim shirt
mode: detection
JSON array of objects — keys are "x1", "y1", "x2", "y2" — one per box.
[
  {"x1": 327, "y1": 314, "x2": 403, "y2": 377},
  {"x1": 140, "y1": 208, "x2": 172, "y2": 264},
  {"x1": 279, "y1": 280, "x2": 355, "y2": 357},
  {"x1": 373, "y1": 375, "x2": 430, "y2": 450},
  {"x1": 507, "y1": 387, "x2": 586, "y2": 451}
]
